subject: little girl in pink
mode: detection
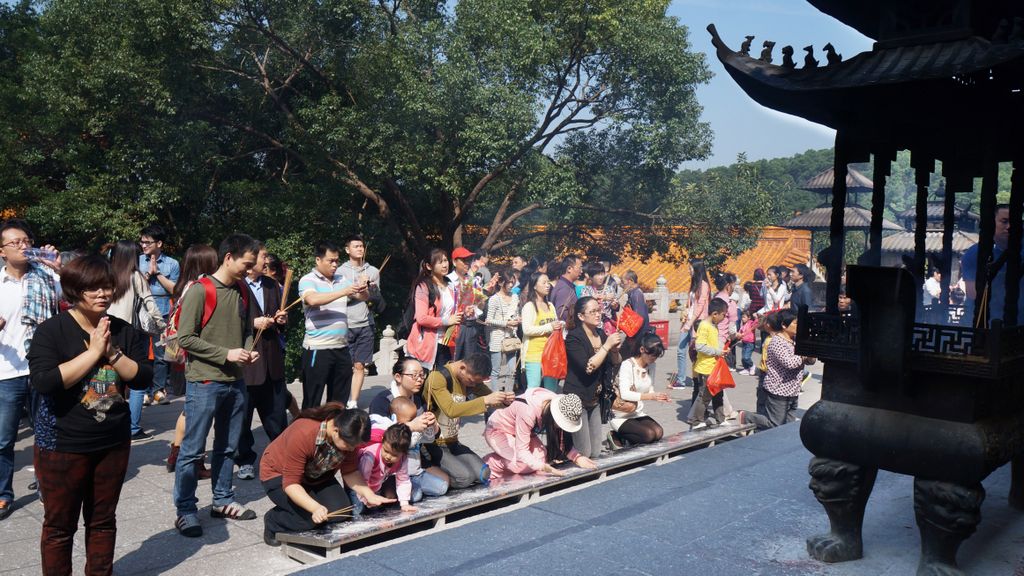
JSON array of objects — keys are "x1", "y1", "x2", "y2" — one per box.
[{"x1": 350, "y1": 424, "x2": 416, "y2": 515}]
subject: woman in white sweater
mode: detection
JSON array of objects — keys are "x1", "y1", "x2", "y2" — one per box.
[
  {"x1": 519, "y1": 272, "x2": 564, "y2": 391},
  {"x1": 107, "y1": 240, "x2": 166, "y2": 440},
  {"x1": 607, "y1": 333, "x2": 671, "y2": 449},
  {"x1": 485, "y1": 269, "x2": 520, "y2": 389}
]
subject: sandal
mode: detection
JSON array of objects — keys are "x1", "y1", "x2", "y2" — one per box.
[{"x1": 210, "y1": 502, "x2": 257, "y2": 520}]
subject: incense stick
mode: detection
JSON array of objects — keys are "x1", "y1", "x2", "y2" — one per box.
[
  {"x1": 377, "y1": 253, "x2": 392, "y2": 275},
  {"x1": 325, "y1": 505, "x2": 354, "y2": 518},
  {"x1": 278, "y1": 268, "x2": 294, "y2": 312},
  {"x1": 247, "y1": 325, "x2": 265, "y2": 353},
  {"x1": 281, "y1": 295, "x2": 304, "y2": 312}
]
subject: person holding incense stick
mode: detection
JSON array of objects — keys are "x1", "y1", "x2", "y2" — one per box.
[
  {"x1": 172, "y1": 234, "x2": 261, "y2": 538},
  {"x1": 339, "y1": 234, "x2": 383, "y2": 409},
  {"x1": 236, "y1": 243, "x2": 289, "y2": 481},
  {"x1": 260, "y1": 405, "x2": 394, "y2": 546},
  {"x1": 298, "y1": 241, "x2": 369, "y2": 410}
]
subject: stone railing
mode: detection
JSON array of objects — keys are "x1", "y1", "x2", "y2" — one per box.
[{"x1": 643, "y1": 275, "x2": 688, "y2": 321}]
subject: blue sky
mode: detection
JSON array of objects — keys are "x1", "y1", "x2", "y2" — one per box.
[{"x1": 669, "y1": 0, "x2": 873, "y2": 168}]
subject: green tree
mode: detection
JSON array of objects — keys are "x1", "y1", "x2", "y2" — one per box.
[{"x1": 663, "y1": 155, "x2": 775, "y2": 271}]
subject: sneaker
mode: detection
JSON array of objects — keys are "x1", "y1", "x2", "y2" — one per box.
[
  {"x1": 0, "y1": 500, "x2": 13, "y2": 521},
  {"x1": 688, "y1": 421, "x2": 707, "y2": 431},
  {"x1": 264, "y1": 527, "x2": 280, "y2": 547},
  {"x1": 131, "y1": 431, "x2": 153, "y2": 443},
  {"x1": 668, "y1": 380, "x2": 688, "y2": 390},
  {"x1": 705, "y1": 416, "x2": 720, "y2": 428},
  {"x1": 346, "y1": 399, "x2": 359, "y2": 409},
  {"x1": 142, "y1": 394, "x2": 152, "y2": 406},
  {"x1": 153, "y1": 390, "x2": 169, "y2": 405},
  {"x1": 175, "y1": 514, "x2": 203, "y2": 537},
  {"x1": 210, "y1": 502, "x2": 257, "y2": 520},
  {"x1": 237, "y1": 464, "x2": 256, "y2": 480}
]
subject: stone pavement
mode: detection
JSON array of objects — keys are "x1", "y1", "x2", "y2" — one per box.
[{"x1": 2, "y1": 335, "x2": 823, "y2": 575}]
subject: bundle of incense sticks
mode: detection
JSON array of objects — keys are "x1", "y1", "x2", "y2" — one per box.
[
  {"x1": 249, "y1": 267, "x2": 294, "y2": 353},
  {"x1": 325, "y1": 505, "x2": 354, "y2": 519}
]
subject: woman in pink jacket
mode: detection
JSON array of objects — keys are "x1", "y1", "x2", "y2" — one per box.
[
  {"x1": 482, "y1": 389, "x2": 596, "y2": 481},
  {"x1": 406, "y1": 249, "x2": 462, "y2": 369}
]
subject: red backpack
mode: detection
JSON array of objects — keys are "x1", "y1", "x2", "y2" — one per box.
[{"x1": 162, "y1": 277, "x2": 250, "y2": 365}]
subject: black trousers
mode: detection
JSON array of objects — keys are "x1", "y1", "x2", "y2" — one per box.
[
  {"x1": 262, "y1": 476, "x2": 351, "y2": 534},
  {"x1": 301, "y1": 347, "x2": 353, "y2": 409},
  {"x1": 237, "y1": 378, "x2": 289, "y2": 467}
]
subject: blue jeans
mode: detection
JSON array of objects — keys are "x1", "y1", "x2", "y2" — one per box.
[
  {"x1": 152, "y1": 340, "x2": 168, "y2": 395},
  {"x1": 489, "y1": 351, "x2": 517, "y2": 391},
  {"x1": 741, "y1": 341, "x2": 754, "y2": 370},
  {"x1": 128, "y1": 388, "x2": 145, "y2": 435},
  {"x1": 676, "y1": 330, "x2": 691, "y2": 384},
  {"x1": 524, "y1": 362, "x2": 558, "y2": 391},
  {"x1": 0, "y1": 376, "x2": 31, "y2": 503},
  {"x1": 173, "y1": 380, "x2": 245, "y2": 516},
  {"x1": 411, "y1": 468, "x2": 449, "y2": 500}
]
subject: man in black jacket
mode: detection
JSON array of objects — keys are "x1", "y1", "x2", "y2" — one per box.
[
  {"x1": 790, "y1": 263, "x2": 816, "y2": 313},
  {"x1": 236, "y1": 244, "x2": 289, "y2": 480}
]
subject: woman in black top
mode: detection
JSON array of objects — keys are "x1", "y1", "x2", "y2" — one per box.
[
  {"x1": 28, "y1": 255, "x2": 153, "y2": 576},
  {"x1": 564, "y1": 296, "x2": 623, "y2": 458}
]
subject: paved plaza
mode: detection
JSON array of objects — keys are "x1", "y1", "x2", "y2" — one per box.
[{"x1": 4, "y1": 327, "x2": 825, "y2": 575}]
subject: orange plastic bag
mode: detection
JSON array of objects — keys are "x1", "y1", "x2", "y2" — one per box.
[
  {"x1": 541, "y1": 328, "x2": 567, "y2": 380},
  {"x1": 706, "y1": 356, "x2": 736, "y2": 396},
  {"x1": 617, "y1": 306, "x2": 644, "y2": 337}
]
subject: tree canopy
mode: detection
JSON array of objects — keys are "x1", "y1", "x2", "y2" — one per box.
[{"x1": 0, "y1": 0, "x2": 716, "y2": 268}]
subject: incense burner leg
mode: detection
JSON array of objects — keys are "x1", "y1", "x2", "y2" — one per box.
[
  {"x1": 1010, "y1": 455, "x2": 1024, "y2": 510},
  {"x1": 806, "y1": 457, "x2": 878, "y2": 563},
  {"x1": 913, "y1": 478, "x2": 984, "y2": 576}
]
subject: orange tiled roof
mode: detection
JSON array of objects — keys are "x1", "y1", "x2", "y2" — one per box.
[{"x1": 610, "y1": 226, "x2": 811, "y2": 292}]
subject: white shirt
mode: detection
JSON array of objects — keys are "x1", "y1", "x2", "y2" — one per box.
[{"x1": 0, "y1": 267, "x2": 30, "y2": 379}]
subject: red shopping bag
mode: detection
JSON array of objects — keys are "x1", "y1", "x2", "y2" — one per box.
[
  {"x1": 706, "y1": 356, "x2": 736, "y2": 396},
  {"x1": 541, "y1": 328, "x2": 567, "y2": 380},
  {"x1": 617, "y1": 306, "x2": 644, "y2": 337}
]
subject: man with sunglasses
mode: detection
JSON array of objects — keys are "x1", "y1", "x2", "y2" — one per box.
[
  {"x1": 0, "y1": 219, "x2": 61, "y2": 521},
  {"x1": 138, "y1": 224, "x2": 180, "y2": 404}
]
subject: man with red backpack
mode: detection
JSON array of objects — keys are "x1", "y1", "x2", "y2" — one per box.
[{"x1": 172, "y1": 234, "x2": 262, "y2": 538}]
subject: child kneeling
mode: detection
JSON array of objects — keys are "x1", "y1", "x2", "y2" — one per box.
[
  {"x1": 348, "y1": 423, "x2": 417, "y2": 516},
  {"x1": 369, "y1": 396, "x2": 449, "y2": 501}
]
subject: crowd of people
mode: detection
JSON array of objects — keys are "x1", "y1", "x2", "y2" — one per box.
[{"x1": 0, "y1": 217, "x2": 822, "y2": 574}]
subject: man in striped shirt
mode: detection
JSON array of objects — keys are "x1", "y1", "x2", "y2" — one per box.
[{"x1": 298, "y1": 241, "x2": 369, "y2": 409}]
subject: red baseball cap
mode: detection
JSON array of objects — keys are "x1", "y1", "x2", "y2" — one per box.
[{"x1": 451, "y1": 247, "x2": 475, "y2": 261}]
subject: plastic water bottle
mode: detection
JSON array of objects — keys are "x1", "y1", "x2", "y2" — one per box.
[{"x1": 23, "y1": 248, "x2": 58, "y2": 262}]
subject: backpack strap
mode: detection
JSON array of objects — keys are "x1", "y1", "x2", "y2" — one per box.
[
  {"x1": 426, "y1": 365, "x2": 456, "y2": 411},
  {"x1": 197, "y1": 277, "x2": 218, "y2": 329},
  {"x1": 438, "y1": 366, "x2": 455, "y2": 394}
]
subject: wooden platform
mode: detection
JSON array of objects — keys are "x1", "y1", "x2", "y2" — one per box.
[{"x1": 276, "y1": 422, "x2": 754, "y2": 564}]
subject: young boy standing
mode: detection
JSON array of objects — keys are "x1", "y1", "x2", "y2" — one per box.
[
  {"x1": 173, "y1": 234, "x2": 261, "y2": 537},
  {"x1": 687, "y1": 298, "x2": 728, "y2": 429}
]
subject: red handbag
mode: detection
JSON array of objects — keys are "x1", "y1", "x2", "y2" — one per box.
[
  {"x1": 541, "y1": 328, "x2": 567, "y2": 380},
  {"x1": 617, "y1": 306, "x2": 644, "y2": 337},
  {"x1": 706, "y1": 356, "x2": 736, "y2": 396}
]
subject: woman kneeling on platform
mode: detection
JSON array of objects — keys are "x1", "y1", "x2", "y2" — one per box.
[
  {"x1": 482, "y1": 389, "x2": 596, "y2": 481},
  {"x1": 606, "y1": 333, "x2": 671, "y2": 450},
  {"x1": 259, "y1": 405, "x2": 395, "y2": 546}
]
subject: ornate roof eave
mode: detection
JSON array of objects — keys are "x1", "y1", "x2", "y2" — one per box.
[{"x1": 706, "y1": 24, "x2": 1024, "y2": 134}]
